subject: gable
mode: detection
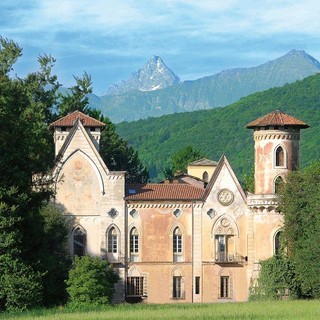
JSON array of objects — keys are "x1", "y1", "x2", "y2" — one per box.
[
  {"x1": 203, "y1": 155, "x2": 247, "y2": 216},
  {"x1": 55, "y1": 150, "x2": 102, "y2": 215}
]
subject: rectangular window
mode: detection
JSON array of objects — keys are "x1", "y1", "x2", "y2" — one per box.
[
  {"x1": 173, "y1": 276, "x2": 183, "y2": 298},
  {"x1": 127, "y1": 277, "x2": 144, "y2": 296},
  {"x1": 130, "y1": 235, "x2": 139, "y2": 253},
  {"x1": 220, "y1": 276, "x2": 230, "y2": 298},
  {"x1": 173, "y1": 235, "x2": 182, "y2": 253},
  {"x1": 195, "y1": 276, "x2": 200, "y2": 294}
]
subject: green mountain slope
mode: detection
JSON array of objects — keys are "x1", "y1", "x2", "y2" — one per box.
[
  {"x1": 101, "y1": 50, "x2": 320, "y2": 123},
  {"x1": 116, "y1": 73, "x2": 320, "y2": 181}
]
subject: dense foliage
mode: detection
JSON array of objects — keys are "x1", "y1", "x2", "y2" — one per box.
[
  {"x1": 66, "y1": 256, "x2": 119, "y2": 308},
  {"x1": 280, "y1": 161, "x2": 320, "y2": 298},
  {"x1": 164, "y1": 145, "x2": 205, "y2": 178},
  {"x1": 249, "y1": 256, "x2": 299, "y2": 301},
  {"x1": 116, "y1": 73, "x2": 320, "y2": 181}
]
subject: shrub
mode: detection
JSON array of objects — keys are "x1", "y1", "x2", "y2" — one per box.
[{"x1": 66, "y1": 256, "x2": 119, "y2": 308}]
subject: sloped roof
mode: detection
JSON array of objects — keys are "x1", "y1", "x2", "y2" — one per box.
[
  {"x1": 188, "y1": 158, "x2": 218, "y2": 166},
  {"x1": 246, "y1": 110, "x2": 309, "y2": 129},
  {"x1": 203, "y1": 154, "x2": 246, "y2": 202},
  {"x1": 125, "y1": 183, "x2": 204, "y2": 201},
  {"x1": 49, "y1": 110, "x2": 105, "y2": 129}
]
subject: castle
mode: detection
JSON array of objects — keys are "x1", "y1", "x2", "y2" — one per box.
[{"x1": 49, "y1": 110, "x2": 308, "y2": 303}]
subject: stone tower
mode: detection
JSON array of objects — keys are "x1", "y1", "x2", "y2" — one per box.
[
  {"x1": 49, "y1": 110, "x2": 105, "y2": 156},
  {"x1": 246, "y1": 110, "x2": 309, "y2": 195}
]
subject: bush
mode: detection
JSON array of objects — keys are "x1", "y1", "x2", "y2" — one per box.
[
  {"x1": 66, "y1": 256, "x2": 119, "y2": 308},
  {"x1": 249, "y1": 255, "x2": 299, "y2": 301},
  {"x1": 0, "y1": 259, "x2": 43, "y2": 311}
]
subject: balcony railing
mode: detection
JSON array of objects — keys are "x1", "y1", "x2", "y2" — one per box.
[{"x1": 215, "y1": 252, "x2": 246, "y2": 263}]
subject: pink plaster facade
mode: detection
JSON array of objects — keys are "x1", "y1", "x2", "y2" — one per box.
[{"x1": 51, "y1": 110, "x2": 308, "y2": 304}]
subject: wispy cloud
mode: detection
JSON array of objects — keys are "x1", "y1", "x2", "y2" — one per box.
[{"x1": 1, "y1": 0, "x2": 320, "y2": 94}]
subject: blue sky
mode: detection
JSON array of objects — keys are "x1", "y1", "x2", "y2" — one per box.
[{"x1": 1, "y1": 0, "x2": 320, "y2": 95}]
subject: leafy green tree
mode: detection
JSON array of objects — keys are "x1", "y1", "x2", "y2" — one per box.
[
  {"x1": 57, "y1": 72, "x2": 92, "y2": 117},
  {"x1": 66, "y1": 256, "x2": 120, "y2": 308},
  {"x1": 242, "y1": 166, "x2": 255, "y2": 193},
  {"x1": 0, "y1": 187, "x2": 44, "y2": 310},
  {"x1": 98, "y1": 113, "x2": 149, "y2": 183},
  {"x1": 0, "y1": 37, "x2": 69, "y2": 310},
  {"x1": 280, "y1": 161, "x2": 320, "y2": 298},
  {"x1": 249, "y1": 255, "x2": 299, "y2": 301},
  {"x1": 164, "y1": 144, "x2": 205, "y2": 179}
]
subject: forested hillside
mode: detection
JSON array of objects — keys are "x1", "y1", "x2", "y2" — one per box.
[
  {"x1": 101, "y1": 50, "x2": 320, "y2": 123},
  {"x1": 116, "y1": 73, "x2": 320, "y2": 181}
]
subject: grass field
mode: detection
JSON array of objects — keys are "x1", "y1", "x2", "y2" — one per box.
[{"x1": 1, "y1": 300, "x2": 320, "y2": 320}]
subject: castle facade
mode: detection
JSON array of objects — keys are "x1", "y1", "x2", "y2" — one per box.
[{"x1": 50, "y1": 110, "x2": 308, "y2": 303}]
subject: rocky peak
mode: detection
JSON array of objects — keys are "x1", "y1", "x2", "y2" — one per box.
[{"x1": 106, "y1": 56, "x2": 180, "y2": 95}]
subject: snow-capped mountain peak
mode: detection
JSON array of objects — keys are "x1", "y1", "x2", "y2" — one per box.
[{"x1": 106, "y1": 56, "x2": 180, "y2": 95}]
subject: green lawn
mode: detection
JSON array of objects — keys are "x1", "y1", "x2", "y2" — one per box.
[{"x1": 2, "y1": 300, "x2": 320, "y2": 320}]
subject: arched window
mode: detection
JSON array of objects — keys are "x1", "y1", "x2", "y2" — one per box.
[
  {"x1": 274, "y1": 176, "x2": 284, "y2": 194},
  {"x1": 274, "y1": 231, "x2": 282, "y2": 255},
  {"x1": 202, "y1": 171, "x2": 209, "y2": 183},
  {"x1": 130, "y1": 227, "x2": 139, "y2": 262},
  {"x1": 73, "y1": 226, "x2": 86, "y2": 257},
  {"x1": 107, "y1": 227, "x2": 118, "y2": 253},
  {"x1": 173, "y1": 227, "x2": 183, "y2": 262},
  {"x1": 275, "y1": 146, "x2": 285, "y2": 167}
]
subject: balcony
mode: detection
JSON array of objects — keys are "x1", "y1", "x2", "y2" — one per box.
[{"x1": 215, "y1": 252, "x2": 247, "y2": 264}]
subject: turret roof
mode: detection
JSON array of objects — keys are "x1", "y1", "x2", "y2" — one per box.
[
  {"x1": 246, "y1": 110, "x2": 309, "y2": 129},
  {"x1": 49, "y1": 110, "x2": 105, "y2": 130}
]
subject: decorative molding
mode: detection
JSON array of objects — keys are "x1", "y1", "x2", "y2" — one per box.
[
  {"x1": 247, "y1": 194, "x2": 280, "y2": 212},
  {"x1": 127, "y1": 203, "x2": 203, "y2": 209},
  {"x1": 254, "y1": 132, "x2": 300, "y2": 141}
]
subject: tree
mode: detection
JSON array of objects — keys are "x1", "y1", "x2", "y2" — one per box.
[
  {"x1": 249, "y1": 255, "x2": 299, "y2": 301},
  {"x1": 279, "y1": 161, "x2": 320, "y2": 298},
  {"x1": 98, "y1": 113, "x2": 149, "y2": 183},
  {"x1": 57, "y1": 72, "x2": 92, "y2": 117},
  {"x1": 164, "y1": 144, "x2": 205, "y2": 179},
  {"x1": 0, "y1": 37, "x2": 70, "y2": 310},
  {"x1": 66, "y1": 256, "x2": 120, "y2": 308}
]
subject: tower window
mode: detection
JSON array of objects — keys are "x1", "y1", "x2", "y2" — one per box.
[
  {"x1": 275, "y1": 146, "x2": 285, "y2": 167},
  {"x1": 274, "y1": 176, "x2": 284, "y2": 194},
  {"x1": 274, "y1": 231, "x2": 282, "y2": 255}
]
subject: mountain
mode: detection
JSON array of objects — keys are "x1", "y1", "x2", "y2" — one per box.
[
  {"x1": 106, "y1": 55, "x2": 180, "y2": 95},
  {"x1": 115, "y1": 73, "x2": 320, "y2": 181},
  {"x1": 98, "y1": 50, "x2": 320, "y2": 123}
]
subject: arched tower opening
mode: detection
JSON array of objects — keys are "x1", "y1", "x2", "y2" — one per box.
[{"x1": 246, "y1": 110, "x2": 309, "y2": 195}]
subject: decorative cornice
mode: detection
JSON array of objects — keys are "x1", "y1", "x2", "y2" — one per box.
[
  {"x1": 247, "y1": 194, "x2": 279, "y2": 211},
  {"x1": 127, "y1": 203, "x2": 203, "y2": 209},
  {"x1": 254, "y1": 131, "x2": 300, "y2": 141}
]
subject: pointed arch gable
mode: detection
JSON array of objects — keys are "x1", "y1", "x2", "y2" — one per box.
[
  {"x1": 172, "y1": 265, "x2": 185, "y2": 276},
  {"x1": 211, "y1": 214, "x2": 239, "y2": 238},
  {"x1": 55, "y1": 149, "x2": 105, "y2": 194}
]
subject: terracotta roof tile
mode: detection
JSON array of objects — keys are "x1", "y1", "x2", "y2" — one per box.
[
  {"x1": 125, "y1": 183, "x2": 204, "y2": 201},
  {"x1": 246, "y1": 110, "x2": 309, "y2": 129},
  {"x1": 49, "y1": 111, "x2": 105, "y2": 129}
]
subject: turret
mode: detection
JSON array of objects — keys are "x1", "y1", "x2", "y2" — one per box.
[
  {"x1": 246, "y1": 110, "x2": 308, "y2": 195},
  {"x1": 49, "y1": 111, "x2": 105, "y2": 156}
]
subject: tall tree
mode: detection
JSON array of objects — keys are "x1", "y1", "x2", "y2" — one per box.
[
  {"x1": 0, "y1": 37, "x2": 69, "y2": 310},
  {"x1": 280, "y1": 161, "x2": 320, "y2": 298}
]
